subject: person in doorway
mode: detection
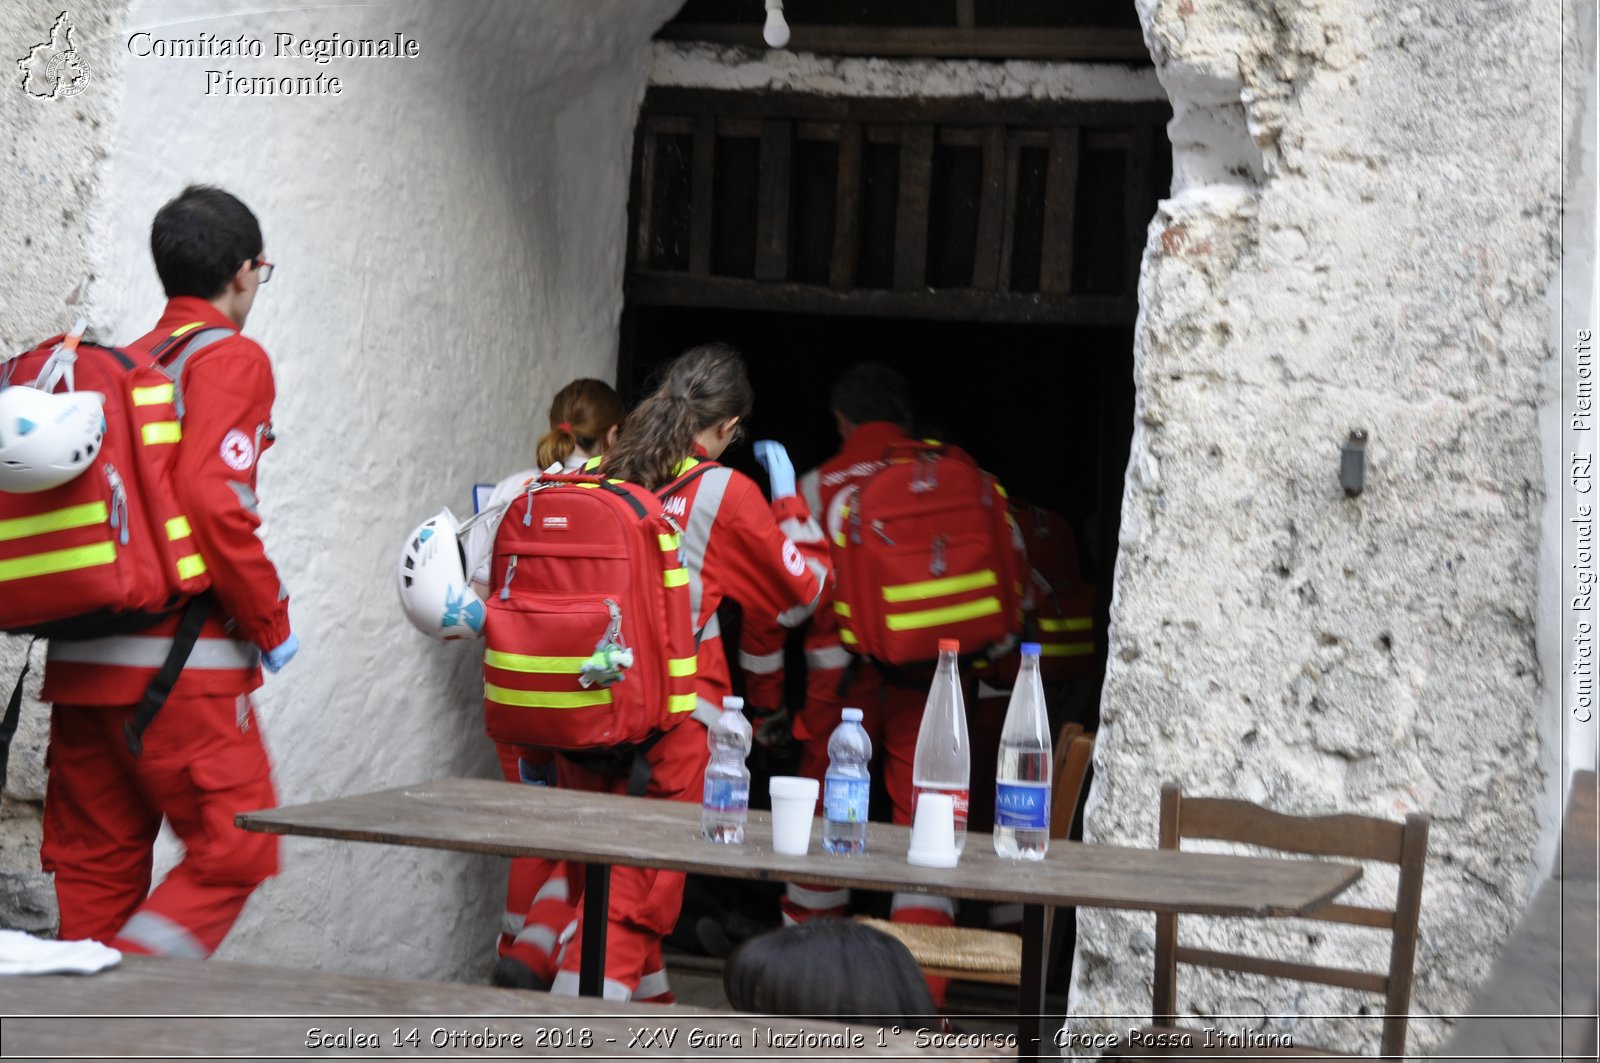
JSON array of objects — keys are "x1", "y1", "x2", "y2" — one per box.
[
  {"x1": 737, "y1": 361, "x2": 1025, "y2": 1005},
  {"x1": 40, "y1": 185, "x2": 295, "y2": 957},
  {"x1": 462, "y1": 377, "x2": 627, "y2": 991},
  {"x1": 547, "y1": 342, "x2": 831, "y2": 1003}
]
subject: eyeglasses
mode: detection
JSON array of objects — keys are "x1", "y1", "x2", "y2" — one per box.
[{"x1": 253, "y1": 258, "x2": 274, "y2": 284}]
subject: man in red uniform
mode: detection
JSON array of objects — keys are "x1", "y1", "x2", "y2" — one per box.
[
  {"x1": 739, "y1": 363, "x2": 1025, "y2": 1003},
  {"x1": 40, "y1": 185, "x2": 296, "y2": 958}
]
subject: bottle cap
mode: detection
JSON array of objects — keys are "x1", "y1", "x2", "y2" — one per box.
[
  {"x1": 723, "y1": 696, "x2": 745, "y2": 711},
  {"x1": 1020, "y1": 642, "x2": 1041, "y2": 656},
  {"x1": 841, "y1": 707, "x2": 863, "y2": 722},
  {"x1": 938, "y1": 639, "x2": 960, "y2": 654}
]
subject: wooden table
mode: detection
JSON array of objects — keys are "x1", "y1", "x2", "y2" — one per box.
[
  {"x1": 0, "y1": 954, "x2": 996, "y2": 1058},
  {"x1": 239, "y1": 778, "x2": 1362, "y2": 1057}
]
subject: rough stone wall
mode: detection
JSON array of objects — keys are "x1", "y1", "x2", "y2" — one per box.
[
  {"x1": 1, "y1": 0, "x2": 681, "y2": 981},
  {"x1": 0, "y1": 0, "x2": 130, "y2": 935},
  {"x1": 1073, "y1": 0, "x2": 1564, "y2": 1056}
]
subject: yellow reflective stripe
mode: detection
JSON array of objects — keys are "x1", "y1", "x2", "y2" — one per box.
[
  {"x1": 170, "y1": 321, "x2": 206, "y2": 338},
  {"x1": 833, "y1": 531, "x2": 847, "y2": 548},
  {"x1": 131, "y1": 383, "x2": 175, "y2": 406},
  {"x1": 658, "y1": 533, "x2": 681, "y2": 551},
  {"x1": 142, "y1": 422, "x2": 182, "y2": 445},
  {"x1": 484, "y1": 683, "x2": 611, "y2": 709},
  {"x1": 1041, "y1": 643, "x2": 1094, "y2": 657},
  {"x1": 995, "y1": 483, "x2": 1008, "y2": 499},
  {"x1": 175, "y1": 554, "x2": 207, "y2": 580},
  {"x1": 671, "y1": 457, "x2": 700, "y2": 477},
  {"x1": 0, "y1": 541, "x2": 117, "y2": 583},
  {"x1": 668, "y1": 693, "x2": 697, "y2": 714},
  {"x1": 839, "y1": 627, "x2": 858, "y2": 645},
  {"x1": 1038, "y1": 616, "x2": 1093, "y2": 632},
  {"x1": 0, "y1": 501, "x2": 108, "y2": 543},
  {"x1": 885, "y1": 596, "x2": 1002, "y2": 632},
  {"x1": 484, "y1": 650, "x2": 587, "y2": 674},
  {"x1": 669, "y1": 657, "x2": 696, "y2": 678},
  {"x1": 833, "y1": 600, "x2": 852, "y2": 617},
  {"x1": 165, "y1": 516, "x2": 192, "y2": 540},
  {"x1": 663, "y1": 568, "x2": 689, "y2": 588},
  {"x1": 881, "y1": 568, "x2": 997, "y2": 603}
]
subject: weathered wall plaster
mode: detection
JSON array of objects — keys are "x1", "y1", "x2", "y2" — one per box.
[
  {"x1": 652, "y1": 40, "x2": 1166, "y2": 101},
  {"x1": 1, "y1": 0, "x2": 680, "y2": 981},
  {"x1": 0, "y1": 0, "x2": 130, "y2": 935},
  {"x1": 1073, "y1": 0, "x2": 1568, "y2": 1056}
]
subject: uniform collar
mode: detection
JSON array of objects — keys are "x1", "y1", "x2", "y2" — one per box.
[
  {"x1": 838, "y1": 420, "x2": 912, "y2": 460},
  {"x1": 154, "y1": 295, "x2": 239, "y2": 335}
]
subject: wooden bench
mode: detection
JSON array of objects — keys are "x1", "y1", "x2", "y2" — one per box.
[{"x1": 0, "y1": 954, "x2": 1005, "y2": 1058}]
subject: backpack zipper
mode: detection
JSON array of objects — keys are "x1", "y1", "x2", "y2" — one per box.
[{"x1": 500, "y1": 555, "x2": 518, "y2": 600}]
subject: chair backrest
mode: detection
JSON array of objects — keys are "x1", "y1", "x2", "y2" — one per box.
[
  {"x1": 1050, "y1": 723, "x2": 1095, "y2": 841},
  {"x1": 1153, "y1": 781, "x2": 1430, "y2": 1058}
]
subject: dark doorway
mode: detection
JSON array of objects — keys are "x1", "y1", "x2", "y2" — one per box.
[{"x1": 621, "y1": 307, "x2": 1132, "y2": 624}]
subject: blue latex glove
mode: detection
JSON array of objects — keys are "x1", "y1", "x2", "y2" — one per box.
[
  {"x1": 261, "y1": 633, "x2": 299, "y2": 674},
  {"x1": 753, "y1": 439, "x2": 797, "y2": 499}
]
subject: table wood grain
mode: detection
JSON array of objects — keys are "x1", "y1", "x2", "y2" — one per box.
[
  {"x1": 237, "y1": 778, "x2": 1360, "y2": 917},
  {"x1": 0, "y1": 955, "x2": 1001, "y2": 1058}
]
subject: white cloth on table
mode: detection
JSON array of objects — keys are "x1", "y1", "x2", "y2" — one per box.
[{"x1": 0, "y1": 929, "x2": 120, "y2": 976}]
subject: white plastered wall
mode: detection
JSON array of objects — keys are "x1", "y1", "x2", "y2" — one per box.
[{"x1": 0, "y1": 0, "x2": 682, "y2": 980}]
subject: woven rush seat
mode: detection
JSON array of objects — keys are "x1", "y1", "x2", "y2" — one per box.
[{"x1": 859, "y1": 917, "x2": 1022, "y2": 976}]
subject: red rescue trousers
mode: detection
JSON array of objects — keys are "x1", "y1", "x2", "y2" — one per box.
[
  {"x1": 552, "y1": 718, "x2": 709, "y2": 1002},
  {"x1": 41, "y1": 694, "x2": 279, "y2": 957},
  {"x1": 494, "y1": 742, "x2": 573, "y2": 982}
]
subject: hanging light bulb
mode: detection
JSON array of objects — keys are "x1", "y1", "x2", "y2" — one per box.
[{"x1": 763, "y1": 0, "x2": 790, "y2": 49}]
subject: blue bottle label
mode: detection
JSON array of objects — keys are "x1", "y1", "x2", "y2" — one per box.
[
  {"x1": 824, "y1": 776, "x2": 869, "y2": 823},
  {"x1": 995, "y1": 781, "x2": 1051, "y2": 830},
  {"x1": 703, "y1": 778, "x2": 749, "y2": 812}
]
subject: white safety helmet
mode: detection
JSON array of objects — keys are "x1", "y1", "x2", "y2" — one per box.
[
  {"x1": 397, "y1": 507, "x2": 486, "y2": 641},
  {"x1": 0, "y1": 385, "x2": 107, "y2": 494}
]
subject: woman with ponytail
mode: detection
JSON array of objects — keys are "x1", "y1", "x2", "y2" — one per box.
[
  {"x1": 462, "y1": 377, "x2": 626, "y2": 993},
  {"x1": 466, "y1": 379, "x2": 626, "y2": 588},
  {"x1": 546, "y1": 343, "x2": 833, "y2": 1004}
]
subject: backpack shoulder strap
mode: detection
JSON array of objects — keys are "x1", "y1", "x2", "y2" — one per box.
[
  {"x1": 657, "y1": 459, "x2": 721, "y2": 500},
  {"x1": 151, "y1": 326, "x2": 236, "y2": 419}
]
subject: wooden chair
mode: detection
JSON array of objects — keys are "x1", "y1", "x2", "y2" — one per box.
[
  {"x1": 1117, "y1": 782, "x2": 1430, "y2": 1060},
  {"x1": 866, "y1": 722, "x2": 1097, "y2": 986}
]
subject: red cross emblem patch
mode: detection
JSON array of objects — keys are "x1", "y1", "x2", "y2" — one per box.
[{"x1": 220, "y1": 428, "x2": 255, "y2": 471}]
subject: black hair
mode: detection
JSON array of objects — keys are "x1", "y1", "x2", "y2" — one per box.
[
  {"x1": 829, "y1": 361, "x2": 913, "y2": 431},
  {"x1": 150, "y1": 185, "x2": 263, "y2": 299},
  {"x1": 722, "y1": 919, "x2": 938, "y2": 1027}
]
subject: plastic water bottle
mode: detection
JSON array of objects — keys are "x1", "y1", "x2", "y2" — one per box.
[
  {"x1": 994, "y1": 643, "x2": 1053, "y2": 859},
  {"x1": 912, "y1": 639, "x2": 971, "y2": 854},
  {"x1": 822, "y1": 707, "x2": 872, "y2": 855},
  {"x1": 702, "y1": 696, "x2": 752, "y2": 844}
]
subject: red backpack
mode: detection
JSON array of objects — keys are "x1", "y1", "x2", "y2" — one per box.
[
  {"x1": 0, "y1": 324, "x2": 233, "y2": 780},
  {"x1": 997, "y1": 503, "x2": 1098, "y2": 684},
  {"x1": 830, "y1": 443, "x2": 1022, "y2": 666},
  {"x1": 480, "y1": 468, "x2": 707, "y2": 752},
  {"x1": 0, "y1": 326, "x2": 230, "y2": 638}
]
